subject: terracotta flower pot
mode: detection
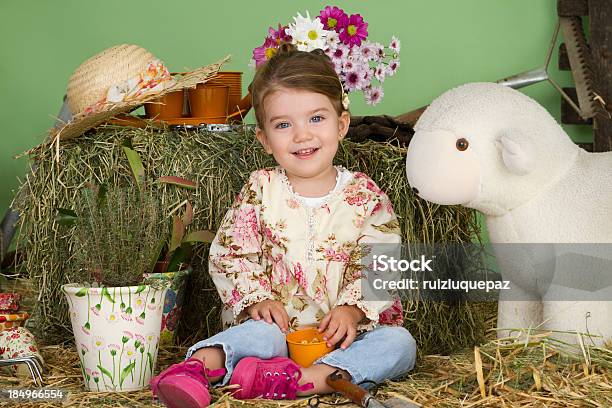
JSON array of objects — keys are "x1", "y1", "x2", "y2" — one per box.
[
  {"x1": 209, "y1": 71, "x2": 252, "y2": 119},
  {"x1": 188, "y1": 84, "x2": 229, "y2": 118},
  {"x1": 63, "y1": 283, "x2": 170, "y2": 392},
  {"x1": 144, "y1": 90, "x2": 185, "y2": 119}
]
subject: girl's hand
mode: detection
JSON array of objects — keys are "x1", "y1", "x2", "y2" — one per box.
[
  {"x1": 318, "y1": 305, "x2": 366, "y2": 349},
  {"x1": 246, "y1": 299, "x2": 289, "y2": 333}
]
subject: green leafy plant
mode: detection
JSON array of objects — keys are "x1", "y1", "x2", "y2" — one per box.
[
  {"x1": 68, "y1": 184, "x2": 166, "y2": 287},
  {"x1": 122, "y1": 143, "x2": 214, "y2": 273}
]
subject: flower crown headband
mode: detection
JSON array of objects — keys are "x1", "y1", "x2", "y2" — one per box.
[{"x1": 251, "y1": 6, "x2": 401, "y2": 106}]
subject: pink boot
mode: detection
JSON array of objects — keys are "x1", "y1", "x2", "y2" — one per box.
[
  {"x1": 229, "y1": 356, "x2": 314, "y2": 400},
  {"x1": 150, "y1": 358, "x2": 226, "y2": 408}
]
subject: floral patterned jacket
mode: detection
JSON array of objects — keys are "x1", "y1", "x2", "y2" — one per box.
[{"x1": 209, "y1": 166, "x2": 404, "y2": 331}]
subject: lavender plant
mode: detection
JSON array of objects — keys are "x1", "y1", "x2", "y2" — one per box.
[{"x1": 69, "y1": 185, "x2": 166, "y2": 287}]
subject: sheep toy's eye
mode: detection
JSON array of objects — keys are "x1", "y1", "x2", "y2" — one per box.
[{"x1": 456, "y1": 138, "x2": 469, "y2": 151}]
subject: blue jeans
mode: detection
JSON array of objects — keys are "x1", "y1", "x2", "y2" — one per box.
[{"x1": 186, "y1": 319, "x2": 417, "y2": 388}]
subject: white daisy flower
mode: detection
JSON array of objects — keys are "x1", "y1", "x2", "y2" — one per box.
[
  {"x1": 286, "y1": 11, "x2": 327, "y2": 52},
  {"x1": 324, "y1": 30, "x2": 340, "y2": 51}
]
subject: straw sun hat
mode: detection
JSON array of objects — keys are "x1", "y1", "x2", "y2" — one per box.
[{"x1": 50, "y1": 44, "x2": 229, "y2": 141}]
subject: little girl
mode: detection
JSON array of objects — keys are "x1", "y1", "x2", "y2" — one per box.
[{"x1": 151, "y1": 43, "x2": 416, "y2": 407}]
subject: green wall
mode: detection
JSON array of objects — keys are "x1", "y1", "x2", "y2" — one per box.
[{"x1": 0, "y1": 0, "x2": 592, "y2": 218}]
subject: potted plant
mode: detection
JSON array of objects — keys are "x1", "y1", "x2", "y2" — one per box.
[
  {"x1": 61, "y1": 185, "x2": 170, "y2": 392},
  {"x1": 144, "y1": 199, "x2": 215, "y2": 345},
  {"x1": 122, "y1": 144, "x2": 215, "y2": 345}
]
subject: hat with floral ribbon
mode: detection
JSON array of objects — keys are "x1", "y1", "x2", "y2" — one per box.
[{"x1": 49, "y1": 44, "x2": 230, "y2": 141}]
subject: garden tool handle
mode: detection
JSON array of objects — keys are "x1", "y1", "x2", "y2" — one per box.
[{"x1": 326, "y1": 370, "x2": 369, "y2": 407}]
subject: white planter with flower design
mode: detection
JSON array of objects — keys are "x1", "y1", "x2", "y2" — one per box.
[{"x1": 62, "y1": 283, "x2": 169, "y2": 392}]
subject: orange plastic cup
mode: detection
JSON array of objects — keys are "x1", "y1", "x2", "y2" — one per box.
[{"x1": 286, "y1": 328, "x2": 335, "y2": 367}]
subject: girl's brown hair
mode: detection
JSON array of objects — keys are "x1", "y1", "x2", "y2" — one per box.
[{"x1": 250, "y1": 42, "x2": 346, "y2": 129}]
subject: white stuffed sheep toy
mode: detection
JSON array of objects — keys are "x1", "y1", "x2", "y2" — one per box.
[{"x1": 405, "y1": 82, "x2": 612, "y2": 345}]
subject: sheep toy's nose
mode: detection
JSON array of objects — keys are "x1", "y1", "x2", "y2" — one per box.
[{"x1": 412, "y1": 187, "x2": 420, "y2": 195}]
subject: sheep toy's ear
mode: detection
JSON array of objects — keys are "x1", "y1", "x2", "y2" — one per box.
[{"x1": 498, "y1": 130, "x2": 536, "y2": 175}]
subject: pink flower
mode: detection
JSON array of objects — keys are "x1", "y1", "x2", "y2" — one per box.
[
  {"x1": 228, "y1": 288, "x2": 242, "y2": 307},
  {"x1": 346, "y1": 192, "x2": 370, "y2": 206},
  {"x1": 330, "y1": 43, "x2": 350, "y2": 62},
  {"x1": 232, "y1": 207, "x2": 260, "y2": 252},
  {"x1": 268, "y1": 24, "x2": 292, "y2": 45},
  {"x1": 363, "y1": 68, "x2": 372, "y2": 83},
  {"x1": 253, "y1": 37, "x2": 279, "y2": 68},
  {"x1": 386, "y1": 200, "x2": 394, "y2": 214},
  {"x1": 386, "y1": 59, "x2": 400, "y2": 76},
  {"x1": 370, "y1": 42, "x2": 385, "y2": 62},
  {"x1": 258, "y1": 276, "x2": 272, "y2": 292},
  {"x1": 358, "y1": 43, "x2": 375, "y2": 60},
  {"x1": 318, "y1": 6, "x2": 348, "y2": 32},
  {"x1": 374, "y1": 64, "x2": 386, "y2": 82},
  {"x1": 293, "y1": 263, "x2": 308, "y2": 289},
  {"x1": 344, "y1": 65, "x2": 369, "y2": 91},
  {"x1": 389, "y1": 35, "x2": 401, "y2": 52},
  {"x1": 339, "y1": 14, "x2": 368, "y2": 47},
  {"x1": 365, "y1": 86, "x2": 384, "y2": 105},
  {"x1": 342, "y1": 57, "x2": 355, "y2": 72},
  {"x1": 333, "y1": 251, "x2": 350, "y2": 263}
]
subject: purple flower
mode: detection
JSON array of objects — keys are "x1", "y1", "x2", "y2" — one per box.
[
  {"x1": 331, "y1": 43, "x2": 350, "y2": 62},
  {"x1": 389, "y1": 35, "x2": 401, "y2": 52},
  {"x1": 268, "y1": 24, "x2": 292, "y2": 45},
  {"x1": 374, "y1": 63, "x2": 386, "y2": 82},
  {"x1": 386, "y1": 59, "x2": 400, "y2": 76},
  {"x1": 344, "y1": 65, "x2": 369, "y2": 91},
  {"x1": 365, "y1": 86, "x2": 384, "y2": 105},
  {"x1": 342, "y1": 57, "x2": 355, "y2": 72},
  {"x1": 318, "y1": 6, "x2": 348, "y2": 32},
  {"x1": 363, "y1": 67, "x2": 372, "y2": 83},
  {"x1": 339, "y1": 14, "x2": 368, "y2": 47},
  {"x1": 358, "y1": 42, "x2": 375, "y2": 61},
  {"x1": 253, "y1": 37, "x2": 278, "y2": 68}
]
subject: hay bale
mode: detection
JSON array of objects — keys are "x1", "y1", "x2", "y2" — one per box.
[{"x1": 14, "y1": 125, "x2": 484, "y2": 354}]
